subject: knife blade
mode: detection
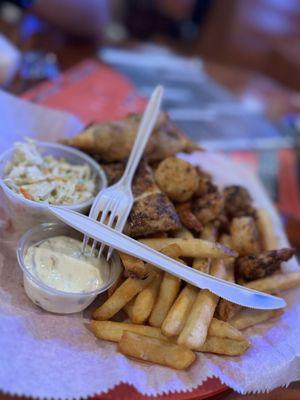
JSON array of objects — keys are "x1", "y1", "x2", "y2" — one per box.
[{"x1": 49, "y1": 205, "x2": 286, "y2": 310}]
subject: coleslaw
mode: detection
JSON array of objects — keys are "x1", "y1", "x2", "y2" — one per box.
[{"x1": 4, "y1": 140, "x2": 97, "y2": 205}]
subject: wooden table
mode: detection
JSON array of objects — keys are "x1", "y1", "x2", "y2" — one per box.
[{"x1": 1, "y1": 19, "x2": 300, "y2": 400}]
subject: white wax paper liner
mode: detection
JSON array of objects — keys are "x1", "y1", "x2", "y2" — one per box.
[{"x1": 0, "y1": 90, "x2": 299, "y2": 399}]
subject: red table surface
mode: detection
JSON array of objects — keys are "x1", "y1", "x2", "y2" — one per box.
[{"x1": 93, "y1": 379, "x2": 229, "y2": 400}]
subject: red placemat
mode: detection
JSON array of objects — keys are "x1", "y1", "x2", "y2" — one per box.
[{"x1": 22, "y1": 59, "x2": 146, "y2": 124}]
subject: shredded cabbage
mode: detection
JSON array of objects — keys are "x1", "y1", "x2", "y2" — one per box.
[{"x1": 4, "y1": 140, "x2": 97, "y2": 205}]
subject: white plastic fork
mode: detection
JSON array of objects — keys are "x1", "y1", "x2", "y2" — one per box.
[{"x1": 82, "y1": 85, "x2": 164, "y2": 260}]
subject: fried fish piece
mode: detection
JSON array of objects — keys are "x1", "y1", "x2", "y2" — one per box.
[
  {"x1": 124, "y1": 161, "x2": 181, "y2": 237},
  {"x1": 101, "y1": 162, "x2": 125, "y2": 185},
  {"x1": 63, "y1": 113, "x2": 198, "y2": 163},
  {"x1": 155, "y1": 157, "x2": 199, "y2": 202},
  {"x1": 223, "y1": 185, "x2": 256, "y2": 219},
  {"x1": 236, "y1": 248, "x2": 295, "y2": 281}
]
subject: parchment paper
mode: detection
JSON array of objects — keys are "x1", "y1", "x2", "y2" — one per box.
[{"x1": 0, "y1": 90, "x2": 299, "y2": 399}]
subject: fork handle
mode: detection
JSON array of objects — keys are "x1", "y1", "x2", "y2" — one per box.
[{"x1": 121, "y1": 85, "x2": 163, "y2": 186}]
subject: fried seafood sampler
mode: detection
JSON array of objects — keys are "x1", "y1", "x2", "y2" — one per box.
[
  {"x1": 63, "y1": 112, "x2": 199, "y2": 162},
  {"x1": 236, "y1": 248, "x2": 295, "y2": 281},
  {"x1": 123, "y1": 161, "x2": 181, "y2": 238}
]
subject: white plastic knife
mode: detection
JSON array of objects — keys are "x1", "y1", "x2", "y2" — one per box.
[{"x1": 49, "y1": 205, "x2": 286, "y2": 310}]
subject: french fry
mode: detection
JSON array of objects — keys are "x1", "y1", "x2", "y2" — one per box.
[
  {"x1": 219, "y1": 234, "x2": 232, "y2": 249},
  {"x1": 192, "y1": 225, "x2": 217, "y2": 273},
  {"x1": 119, "y1": 252, "x2": 150, "y2": 279},
  {"x1": 216, "y1": 299, "x2": 242, "y2": 321},
  {"x1": 192, "y1": 258, "x2": 211, "y2": 273},
  {"x1": 139, "y1": 238, "x2": 237, "y2": 258},
  {"x1": 123, "y1": 297, "x2": 136, "y2": 320},
  {"x1": 230, "y1": 216, "x2": 260, "y2": 255},
  {"x1": 108, "y1": 275, "x2": 125, "y2": 298},
  {"x1": 90, "y1": 320, "x2": 166, "y2": 342},
  {"x1": 131, "y1": 270, "x2": 163, "y2": 324},
  {"x1": 148, "y1": 245, "x2": 183, "y2": 327},
  {"x1": 201, "y1": 224, "x2": 218, "y2": 241},
  {"x1": 118, "y1": 331, "x2": 196, "y2": 370},
  {"x1": 174, "y1": 227, "x2": 194, "y2": 239},
  {"x1": 219, "y1": 234, "x2": 235, "y2": 282},
  {"x1": 208, "y1": 318, "x2": 245, "y2": 341},
  {"x1": 149, "y1": 271, "x2": 181, "y2": 327},
  {"x1": 161, "y1": 284, "x2": 198, "y2": 336},
  {"x1": 177, "y1": 259, "x2": 226, "y2": 349},
  {"x1": 160, "y1": 243, "x2": 182, "y2": 259},
  {"x1": 93, "y1": 273, "x2": 155, "y2": 320},
  {"x1": 256, "y1": 209, "x2": 278, "y2": 251},
  {"x1": 245, "y1": 270, "x2": 300, "y2": 293},
  {"x1": 197, "y1": 337, "x2": 250, "y2": 356},
  {"x1": 229, "y1": 308, "x2": 284, "y2": 330},
  {"x1": 161, "y1": 225, "x2": 218, "y2": 337}
]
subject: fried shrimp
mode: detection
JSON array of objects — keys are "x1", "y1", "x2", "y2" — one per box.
[
  {"x1": 223, "y1": 185, "x2": 256, "y2": 219},
  {"x1": 176, "y1": 202, "x2": 203, "y2": 233},
  {"x1": 236, "y1": 248, "x2": 295, "y2": 281}
]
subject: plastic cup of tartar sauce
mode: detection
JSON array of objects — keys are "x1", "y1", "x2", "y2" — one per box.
[
  {"x1": 17, "y1": 222, "x2": 122, "y2": 314},
  {"x1": 0, "y1": 141, "x2": 107, "y2": 235}
]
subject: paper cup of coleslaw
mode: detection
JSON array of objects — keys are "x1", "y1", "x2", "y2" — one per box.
[{"x1": 0, "y1": 140, "x2": 107, "y2": 234}]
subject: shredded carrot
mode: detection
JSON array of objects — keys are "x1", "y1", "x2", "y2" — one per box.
[
  {"x1": 75, "y1": 184, "x2": 86, "y2": 192},
  {"x1": 19, "y1": 187, "x2": 33, "y2": 200}
]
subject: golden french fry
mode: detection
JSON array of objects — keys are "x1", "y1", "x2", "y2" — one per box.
[
  {"x1": 118, "y1": 252, "x2": 150, "y2": 279},
  {"x1": 245, "y1": 270, "x2": 300, "y2": 293},
  {"x1": 229, "y1": 308, "x2": 284, "y2": 330},
  {"x1": 174, "y1": 227, "x2": 194, "y2": 239},
  {"x1": 93, "y1": 273, "x2": 155, "y2": 320},
  {"x1": 219, "y1": 234, "x2": 235, "y2": 282},
  {"x1": 140, "y1": 238, "x2": 237, "y2": 258},
  {"x1": 131, "y1": 270, "x2": 163, "y2": 324},
  {"x1": 192, "y1": 258, "x2": 211, "y2": 273},
  {"x1": 149, "y1": 271, "x2": 181, "y2": 327},
  {"x1": 118, "y1": 331, "x2": 196, "y2": 370},
  {"x1": 90, "y1": 320, "x2": 166, "y2": 342},
  {"x1": 148, "y1": 244, "x2": 183, "y2": 328},
  {"x1": 256, "y1": 209, "x2": 278, "y2": 251},
  {"x1": 219, "y1": 234, "x2": 232, "y2": 248},
  {"x1": 191, "y1": 225, "x2": 217, "y2": 274},
  {"x1": 161, "y1": 284, "x2": 198, "y2": 337},
  {"x1": 201, "y1": 224, "x2": 218, "y2": 241},
  {"x1": 177, "y1": 259, "x2": 226, "y2": 349},
  {"x1": 108, "y1": 275, "x2": 125, "y2": 298},
  {"x1": 230, "y1": 216, "x2": 260, "y2": 255},
  {"x1": 208, "y1": 318, "x2": 245, "y2": 341},
  {"x1": 216, "y1": 299, "x2": 242, "y2": 321},
  {"x1": 160, "y1": 243, "x2": 182, "y2": 259},
  {"x1": 123, "y1": 297, "x2": 136, "y2": 320},
  {"x1": 197, "y1": 337, "x2": 250, "y2": 356}
]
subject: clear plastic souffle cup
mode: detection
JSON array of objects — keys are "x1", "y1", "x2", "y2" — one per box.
[
  {"x1": 0, "y1": 141, "x2": 107, "y2": 235},
  {"x1": 17, "y1": 222, "x2": 122, "y2": 314}
]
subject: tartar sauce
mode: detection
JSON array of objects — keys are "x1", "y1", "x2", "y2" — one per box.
[{"x1": 24, "y1": 236, "x2": 107, "y2": 293}]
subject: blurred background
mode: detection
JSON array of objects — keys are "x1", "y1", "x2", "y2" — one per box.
[{"x1": 0, "y1": 0, "x2": 300, "y2": 249}]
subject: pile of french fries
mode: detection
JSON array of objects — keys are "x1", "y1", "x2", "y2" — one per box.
[{"x1": 89, "y1": 209, "x2": 300, "y2": 370}]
